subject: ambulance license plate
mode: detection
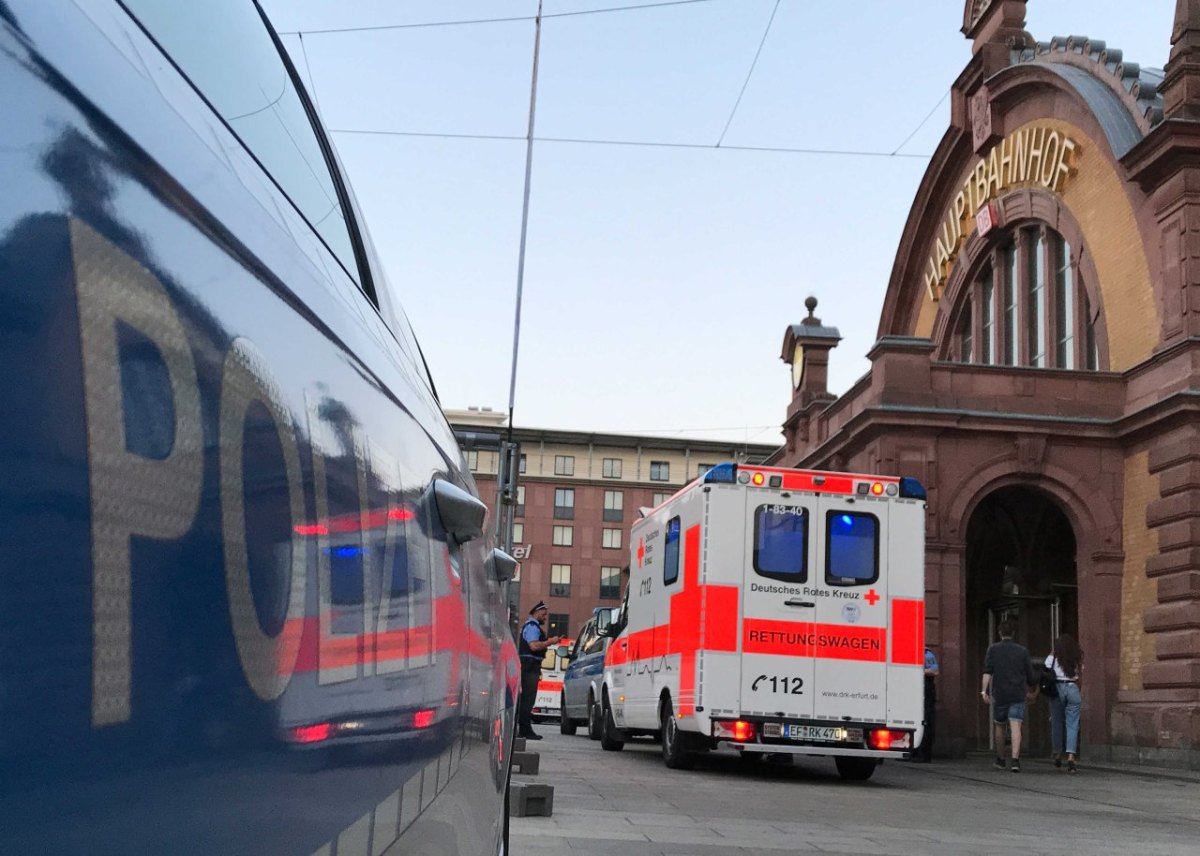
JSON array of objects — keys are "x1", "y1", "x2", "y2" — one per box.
[{"x1": 773, "y1": 724, "x2": 861, "y2": 743}]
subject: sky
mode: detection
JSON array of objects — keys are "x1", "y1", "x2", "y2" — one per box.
[{"x1": 261, "y1": 0, "x2": 1176, "y2": 448}]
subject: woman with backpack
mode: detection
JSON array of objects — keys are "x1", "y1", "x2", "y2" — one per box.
[{"x1": 1045, "y1": 634, "x2": 1084, "y2": 772}]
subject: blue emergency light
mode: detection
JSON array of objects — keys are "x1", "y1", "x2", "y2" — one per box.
[
  {"x1": 898, "y1": 477, "x2": 927, "y2": 500},
  {"x1": 703, "y1": 462, "x2": 738, "y2": 484}
]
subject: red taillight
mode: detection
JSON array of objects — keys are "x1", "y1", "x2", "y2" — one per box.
[
  {"x1": 713, "y1": 719, "x2": 757, "y2": 742},
  {"x1": 869, "y1": 728, "x2": 912, "y2": 750},
  {"x1": 413, "y1": 709, "x2": 436, "y2": 729},
  {"x1": 293, "y1": 523, "x2": 329, "y2": 536},
  {"x1": 291, "y1": 722, "x2": 334, "y2": 744}
]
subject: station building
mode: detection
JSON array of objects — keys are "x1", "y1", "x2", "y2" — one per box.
[
  {"x1": 446, "y1": 407, "x2": 775, "y2": 641},
  {"x1": 773, "y1": 0, "x2": 1200, "y2": 767}
]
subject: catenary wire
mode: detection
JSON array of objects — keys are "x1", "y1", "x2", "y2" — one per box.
[
  {"x1": 328, "y1": 127, "x2": 932, "y2": 159},
  {"x1": 716, "y1": 0, "x2": 781, "y2": 148},
  {"x1": 891, "y1": 89, "x2": 950, "y2": 155},
  {"x1": 276, "y1": 0, "x2": 721, "y2": 36}
]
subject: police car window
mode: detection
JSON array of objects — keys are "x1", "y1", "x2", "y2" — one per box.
[
  {"x1": 663, "y1": 516, "x2": 681, "y2": 586},
  {"x1": 753, "y1": 505, "x2": 808, "y2": 583},
  {"x1": 122, "y1": 0, "x2": 360, "y2": 284},
  {"x1": 826, "y1": 511, "x2": 879, "y2": 585}
]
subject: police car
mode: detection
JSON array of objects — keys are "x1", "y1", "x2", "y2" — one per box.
[{"x1": 0, "y1": 1, "x2": 519, "y2": 853}]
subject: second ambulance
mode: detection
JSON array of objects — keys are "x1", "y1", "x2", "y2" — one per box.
[{"x1": 598, "y1": 463, "x2": 927, "y2": 780}]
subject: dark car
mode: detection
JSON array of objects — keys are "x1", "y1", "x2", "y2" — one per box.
[
  {"x1": 0, "y1": 1, "x2": 518, "y2": 853},
  {"x1": 560, "y1": 606, "x2": 620, "y2": 738}
]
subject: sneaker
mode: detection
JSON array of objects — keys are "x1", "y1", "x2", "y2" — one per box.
[
  {"x1": 1053, "y1": 754, "x2": 1063, "y2": 769},
  {"x1": 993, "y1": 757, "x2": 1007, "y2": 770},
  {"x1": 1067, "y1": 759, "x2": 1077, "y2": 773},
  {"x1": 1011, "y1": 759, "x2": 1021, "y2": 773}
]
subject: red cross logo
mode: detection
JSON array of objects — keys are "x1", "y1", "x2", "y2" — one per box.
[
  {"x1": 864, "y1": 588, "x2": 880, "y2": 606},
  {"x1": 637, "y1": 537, "x2": 645, "y2": 568}
]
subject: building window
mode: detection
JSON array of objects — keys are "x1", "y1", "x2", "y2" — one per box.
[
  {"x1": 1027, "y1": 228, "x2": 1046, "y2": 367},
  {"x1": 958, "y1": 303, "x2": 973, "y2": 363},
  {"x1": 953, "y1": 225, "x2": 1098, "y2": 372},
  {"x1": 652, "y1": 492, "x2": 670, "y2": 507},
  {"x1": 600, "y1": 566, "x2": 622, "y2": 599},
  {"x1": 696, "y1": 463, "x2": 715, "y2": 478},
  {"x1": 650, "y1": 461, "x2": 670, "y2": 482},
  {"x1": 602, "y1": 528, "x2": 622, "y2": 549},
  {"x1": 548, "y1": 613, "x2": 570, "y2": 638},
  {"x1": 602, "y1": 458, "x2": 622, "y2": 479},
  {"x1": 603, "y1": 490, "x2": 624, "y2": 522},
  {"x1": 554, "y1": 487, "x2": 575, "y2": 520},
  {"x1": 512, "y1": 522, "x2": 524, "y2": 543},
  {"x1": 519, "y1": 453, "x2": 527, "y2": 474},
  {"x1": 552, "y1": 525, "x2": 573, "y2": 547},
  {"x1": 1003, "y1": 246, "x2": 1018, "y2": 366},
  {"x1": 1054, "y1": 233, "x2": 1074, "y2": 369},
  {"x1": 554, "y1": 455, "x2": 575, "y2": 476},
  {"x1": 515, "y1": 484, "x2": 525, "y2": 517},
  {"x1": 550, "y1": 564, "x2": 571, "y2": 597}
]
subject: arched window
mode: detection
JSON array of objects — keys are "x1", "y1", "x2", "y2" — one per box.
[{"x1": 951, "y1": 225, "x2": 1100, "y2": 370}]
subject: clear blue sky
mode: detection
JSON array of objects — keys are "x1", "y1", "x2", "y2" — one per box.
[{"x1": 262, "y1": 0, "x2": 1174, "y2": 446}]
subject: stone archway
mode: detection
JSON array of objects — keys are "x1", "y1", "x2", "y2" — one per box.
[{"x1": 964, "y1": 485, "x2": 1078, "y2": 755}]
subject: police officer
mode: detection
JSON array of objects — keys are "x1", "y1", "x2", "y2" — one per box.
[
  {"x1": 915, "y1": 645, "x2": 939, "y2": 762},
  {"x1": 517, "y1": 601, "x2": 563, "y2": 740}
]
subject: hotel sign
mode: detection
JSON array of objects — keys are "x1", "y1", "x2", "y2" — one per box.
[{"x1": 925, "y1": 125, "x2": 1080, "y2": 300}]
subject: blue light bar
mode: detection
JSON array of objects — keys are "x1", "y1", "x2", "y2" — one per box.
[
  {"x1": 898, "y1": 477, "x2": 926, "y2": 500},
  {"x1": 703, "y1": 462, "x2": 738, "y2": 484}
]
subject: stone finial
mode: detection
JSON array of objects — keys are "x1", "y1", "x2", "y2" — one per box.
[
  {"x1": 802, "y1": 295, "x2": 820, "y2": 325},
  {"x1": 1162, "y1": 0, "x2": 1200, "y2": 120},
  {"x1": 961, "y1": 0, "x2": 1029, "y2": 54}
]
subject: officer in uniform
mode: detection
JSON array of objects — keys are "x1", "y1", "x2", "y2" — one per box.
[
  {"x1": 915, "y1": 645, "x2": 939, "y2": 761},
  {"x1": 517, "y1": 601, "x2": 562, "y2": 740}
]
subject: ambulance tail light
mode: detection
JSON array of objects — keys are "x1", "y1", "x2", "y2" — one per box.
[
  {"x1": 712, "y1": 719, "x2": 756, "y2": 742},
  {"x1": 703, "y1": 462, "x2": 738, "y2": 484},
  {"x1": 868, "y1": 728, "x2": 913, "y2": 751},
  {"x1": 290, "y1": 722, "x2": 335, "y2": 744},
  {"x1": 899, "y1": 477, "x2": 927, "y2": 500}
]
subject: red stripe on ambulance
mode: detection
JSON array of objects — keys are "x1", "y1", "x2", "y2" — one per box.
[
  {"x1": 742, "y1": 618, "x2": 887, "y2": 662},
  {"x1": 889, "y1": 598, "x2": 925, "y2": 665}
]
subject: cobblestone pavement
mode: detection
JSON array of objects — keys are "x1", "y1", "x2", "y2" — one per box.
[{"x1": 511, "y1": 731, "x2": 1200, "y2": 856}]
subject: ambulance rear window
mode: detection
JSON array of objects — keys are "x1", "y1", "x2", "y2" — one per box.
[
  {"x1": 825, "y1": 512, "x2": 879, "y2": 585},
  {"x1": 753, "y1": 506, "x2": 808, "y2": 582},
  {"x1": 663, "y1": 517, "x2": 682, "y2": 585}
]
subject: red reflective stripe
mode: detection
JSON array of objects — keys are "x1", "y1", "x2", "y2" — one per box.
[
  {"x1": 742, "y1": 618, "x2": 886, "y2": 662},
  {"x1": 780, "y1": 473, "x2": 854, "y2": 494},
  {"x1": 890, "y1": 599, "x2": 925, "y2": 665},
  {"x1": 538, "y1": 680, "x2": 563, "y2": 693},
  {"x1": 702, "y1": 585, "x2": 740, "y2": 651}
]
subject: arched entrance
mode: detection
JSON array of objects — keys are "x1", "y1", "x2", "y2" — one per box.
[{"x1": 964, "y1": 486, "x2": 1078, "y2": 755}]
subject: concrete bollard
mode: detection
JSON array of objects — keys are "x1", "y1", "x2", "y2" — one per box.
[
  {"x1": 511, "y1": 781, "x2": 554, "y2": 817},
  {"x1": 512, "y1": 737, "x2": 527, "y2": 753},
  {"x1": 511, "y1": 750, "x2": 540, "y2": 775}
]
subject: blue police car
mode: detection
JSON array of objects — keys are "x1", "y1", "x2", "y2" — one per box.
[{"x1": 0, "y1": 1, "x2": 519, "y2": 853}]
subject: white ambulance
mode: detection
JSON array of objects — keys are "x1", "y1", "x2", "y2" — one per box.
[
  {"x1": 598, "y1": 462, "x2": 927, "y2": 780},
  {"x1": 532, "y1": 639, "x2": 573, "y2": 721}
]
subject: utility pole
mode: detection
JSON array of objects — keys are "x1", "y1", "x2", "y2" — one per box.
[{"x1": 501, "y1": 0, "x2": 544, "y2": 625}]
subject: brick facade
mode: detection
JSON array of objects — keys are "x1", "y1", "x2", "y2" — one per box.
[{"x1": 773, "y1": 1, "x2": 1200, "y2": 767}]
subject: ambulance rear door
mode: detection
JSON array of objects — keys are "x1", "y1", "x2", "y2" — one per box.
[
  {"x1": 811, "y1": 493, "x2": 889, "y2": 725},
  {"x1": 738, "y1": 491, "x2": 818, "y2": 721}
]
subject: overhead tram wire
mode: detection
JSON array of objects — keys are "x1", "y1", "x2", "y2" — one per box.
[
  {"x1": 276, "y1": 0, "x2": 722, "y2": 36},
  {"x1": 716, "y1": 0, "x2": 781, "y2": 148},
  {"x1": 328, "y1": 128, "x2": 932, "y2": 159},
  {"x1": 890, "y1": 89, "x2": 950, "y2": 155}
]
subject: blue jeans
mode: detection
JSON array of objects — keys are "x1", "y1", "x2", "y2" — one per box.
[{"x1": 1049, "y1": 682, "x2": 1082, "y2": 754}]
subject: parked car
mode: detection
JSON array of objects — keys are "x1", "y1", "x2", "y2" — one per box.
[
  {"x1": 561, "y1": 607, "x2": 620, "y2": 738},
  {"x1": 0, "y1": 1, "x2": 519, "y2": 853}
]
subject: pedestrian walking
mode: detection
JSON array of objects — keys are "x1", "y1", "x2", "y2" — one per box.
[
  {"x1": 517, "y1": 601, "x2": 562, "y2": 740},
  {"x1": 914, "y1": 646, "x2": 938, "y2": 762},
  {"x1": 981, "y1": 619, "x2": 1037, "y2": 772},
  {"x1": 1046, "y1": 633, "x2": 1084, "y2": 773}
]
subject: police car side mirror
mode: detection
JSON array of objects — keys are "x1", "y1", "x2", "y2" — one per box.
[
  {"x1": 487, "y1": 548, "x2": 518, "y2": 582},
  {"x1": 432, "y1": 478, "x2": 487, "y2": 545}
]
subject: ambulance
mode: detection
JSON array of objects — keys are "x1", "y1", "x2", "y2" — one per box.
[
  {"x1": 532, "y1": 638, "x2": 573, "y2": 721},
  {"x1": 598, "y1": 462, "x2": 927, "y2": 780}
]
